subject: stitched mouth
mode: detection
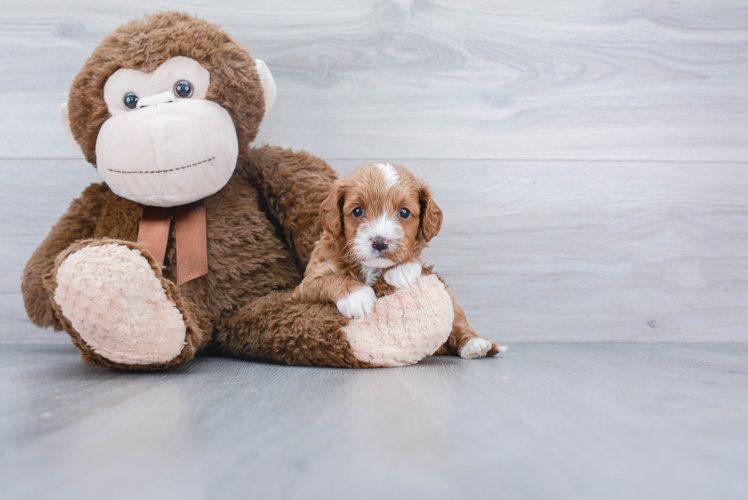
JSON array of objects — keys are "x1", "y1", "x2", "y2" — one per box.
[{"x1": 106, "y1": 156, "x2": 215, "y2": 175}]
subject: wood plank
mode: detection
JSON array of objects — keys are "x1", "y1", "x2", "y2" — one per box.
[
  {"x1": 2, "y1": 158, "x2": 747, "y2": 342},
  {"x1": 1, "y1": 342, "x2": 747, "y2": 499},
  {"x1": 1, "y1": 0, "x2": 747, "y2": 161}
]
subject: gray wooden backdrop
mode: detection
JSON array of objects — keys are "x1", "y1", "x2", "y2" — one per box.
[{"x1": 1, "y1": 0, "x2": 747, "y2": 343}]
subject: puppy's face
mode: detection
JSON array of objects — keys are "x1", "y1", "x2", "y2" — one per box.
[{"x1": 320, "y1": 162, "x2": 443, "y2": 268}]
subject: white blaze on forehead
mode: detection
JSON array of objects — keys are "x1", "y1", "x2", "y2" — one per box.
[{"x1": 374, "y1": 162, "x2": 399, "y2": 188}]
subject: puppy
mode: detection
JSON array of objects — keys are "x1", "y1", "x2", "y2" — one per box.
[{"x1": 293, "y1": 162, "x2": 505, "y2": 359}]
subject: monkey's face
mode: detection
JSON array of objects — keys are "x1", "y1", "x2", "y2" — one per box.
[
  {"x1": 94, "y1": 57, "x2": 238, "y2": 207},
  {"x1": 63, "y1": 13, "x2": 276, "y2": 207}
]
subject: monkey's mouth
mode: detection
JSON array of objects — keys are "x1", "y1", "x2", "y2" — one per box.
[{"x1": 106, "y1": 156, "x2": 215, "y2": 175}]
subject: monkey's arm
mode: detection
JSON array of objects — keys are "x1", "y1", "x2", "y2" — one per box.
[
  {"x1": 218, "y1": 266, "x2": 452, "y2": 367},
  {"x1": 242, "y1": 145, "x2": 338, "y2": 269},
  {"x1": 22, "y1": 183, "x2": 110, "y2": 329}
]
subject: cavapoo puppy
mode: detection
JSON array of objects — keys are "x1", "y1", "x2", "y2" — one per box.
[{"x1": 293, "y1": 162, "x2": 505, "y2": 359}]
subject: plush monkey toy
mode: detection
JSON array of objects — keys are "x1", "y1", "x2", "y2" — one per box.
[{"x1": 22, "y1": 12, "x2": 496, "y2": 370}]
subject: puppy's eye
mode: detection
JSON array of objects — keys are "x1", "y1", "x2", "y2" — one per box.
[
  {"x1": 124, "y1": 92, "x2": 139, "y2": 109},
  {"x1": 399, "y1": 208, "x2": 411, "y2": 219},
  {"x1": 174, "y1": 80, "x2": 193, "y2": 98},
  {"x1": 352, "y1": 207, "x2": 364, "y2": 218}
]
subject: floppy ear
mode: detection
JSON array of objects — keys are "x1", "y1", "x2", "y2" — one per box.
[
  {"x1": 319, "y1": 181, "x2": 346, "y2": 238},
  {"x1": 418, "y1": 184, "x2": 443, "y2": 242}
]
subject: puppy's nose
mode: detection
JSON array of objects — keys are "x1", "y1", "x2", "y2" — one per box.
[{"x1": 371, "y1": 236, "x2": 389, "y2": 252}]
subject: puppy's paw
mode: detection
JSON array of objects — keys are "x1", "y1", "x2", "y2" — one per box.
[
  {"x1": 336, "y1": 287, "x2": 378, "y2": 319},
  {"x1": 384, "y1": 262, "x2": 422, "y2": 289},
  {"x1": 489, "y1": 343, "x2": 508, "y2": 356},
  {"x1": 459, "y1": 337, "x2": 493, "y2": 359}
]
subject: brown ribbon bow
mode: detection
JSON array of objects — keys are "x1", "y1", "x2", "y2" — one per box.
[{"x1": 137, "y1": 200, "x2": 208, "y2": 286}]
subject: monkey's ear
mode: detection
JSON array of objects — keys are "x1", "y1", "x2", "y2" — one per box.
[
  {"x1": 60, "y1": 102, "x2": 77, "y2": 144},
  {"x1": 255, "y1": 60, "x2": 277, "y2": 115}
]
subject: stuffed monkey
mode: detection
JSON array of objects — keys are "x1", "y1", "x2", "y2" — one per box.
[{"x1": 22, "y1": 12, "x2": 496, "y2": 370}]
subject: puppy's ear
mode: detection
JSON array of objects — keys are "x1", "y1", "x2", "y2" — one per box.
[
  {"x1": 418, "y1": 183, "x2": 443, "y2": 242},
  {"x1": 319, "y1": 181, "x2": 347, "y2": 238}
]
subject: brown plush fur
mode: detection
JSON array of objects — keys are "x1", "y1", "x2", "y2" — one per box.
[
  {"x1": 21, "y1": 183, "x2": 111, "y2": 330},
  {"x1": 21, "y1": 12, "x2": 490, "y2": 369},
  {"x1": 21, "y1": 12, "x2": 360, "y2": 369},
  {"x1": 23, "y1": 144, "x2": 353, "y2": 368}
]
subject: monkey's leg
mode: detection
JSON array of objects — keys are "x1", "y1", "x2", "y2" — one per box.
[
  {"x1": 218, "y1": 275, "x2": 454, "y2": 368},
  {"x1": 23, "y1": 183, "x2": 110, "y2": 330},
  {"x1": 433, "y1": 288, "x2": 506, "y2": 359},
  {"x1": 47, "y1": 239, "x2": 208, "y2": 370}
]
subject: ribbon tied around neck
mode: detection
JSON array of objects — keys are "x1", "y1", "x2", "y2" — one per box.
[{"x1": 137, "y1": 200, "x2": 208, "y2": 286}]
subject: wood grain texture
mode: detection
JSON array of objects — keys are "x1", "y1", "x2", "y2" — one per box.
[
  {"x1": 3, "y1": 158, "x2": 747, "y2": 343},
  {"x1": 0, "y1": 0, "x2": 747, "y2": 161},
  {"x1": 1, "y1": 342, "x2": 747, "y2": 499}
]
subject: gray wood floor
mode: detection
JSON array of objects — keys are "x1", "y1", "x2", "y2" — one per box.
[{"x1": 1, "y1": 341, "x2": 747, "y2": 500}]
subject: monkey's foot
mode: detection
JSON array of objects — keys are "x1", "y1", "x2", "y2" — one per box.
[
  {"x1": 343, "y1": 275, "x2": 454, "y2": 367},
  {"x1": 52, "y1": 241, "x2": 198, "y2": 368}
]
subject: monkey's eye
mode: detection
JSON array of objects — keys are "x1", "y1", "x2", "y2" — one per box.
[
  {"x1": 174, "y1": 80, "x2": 193, "y2": 98},
  {"x1": 123, "y1": 92, "x2": 139, "y2": 110},
  {"x1": 352, "y1": 207, "x2": 364, "y2": 218},
  {"x1": 399, "y1": 208, "x2": 411, "y2": 219}
]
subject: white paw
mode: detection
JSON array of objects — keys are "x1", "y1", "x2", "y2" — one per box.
[
  {"x1": 459, "y1": 338, "x2": 493, "y2": 359},
  {"x1": 336, "y1": 287, "x2": 378, "y2": 319},
  {"x1": 384, "y1": 262, "x2": 422, "y2": 289}
]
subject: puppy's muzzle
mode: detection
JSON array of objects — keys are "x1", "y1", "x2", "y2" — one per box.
[{"x1": 371, "y1": 236, "x2": 389, "y2": 252}]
